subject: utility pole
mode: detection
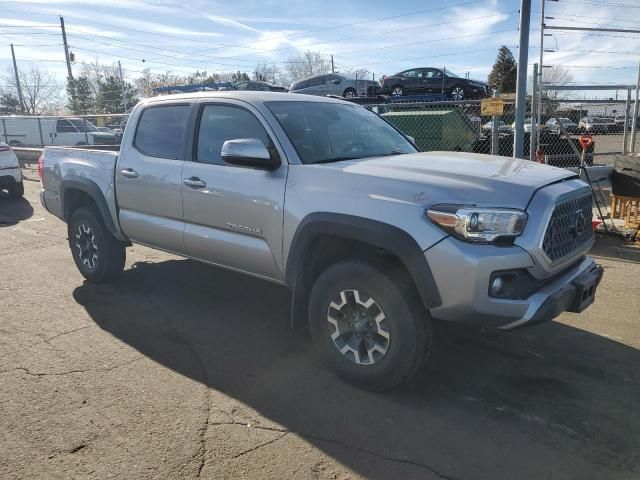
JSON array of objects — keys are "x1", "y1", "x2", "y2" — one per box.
[
  {"x1": 530, "y1": 63, "x2": 538, "y2": 161},
  {"x1": 60, "y1": 16, "x2": 74, "y2": 82},
  {"x1": 331, "y1": 55, "x2": 335, "y2": 74},
  {"x1": 118, "y1": 60, "x2": 127, "y2": 112},
  {"x1": 10, "y1": 44, "x2": 24, "y2": 113},
  {"x1": 513, "y1": 0, "x2": 531, "y2": 159}
]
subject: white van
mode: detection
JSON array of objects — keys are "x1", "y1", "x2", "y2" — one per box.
[{"x1": 0, "y1": 116, "x2": 118, "y2": 147}]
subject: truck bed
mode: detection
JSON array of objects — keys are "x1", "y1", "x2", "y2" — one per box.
[{"x1": 41, "y1": 146, "x2": 121, "y2": 236}]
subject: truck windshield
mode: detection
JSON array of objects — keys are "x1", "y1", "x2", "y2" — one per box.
[{"x1": 266, "y1": 101, "x2": 416, "y2": 164}]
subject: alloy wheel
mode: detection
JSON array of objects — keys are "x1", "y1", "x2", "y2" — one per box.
[
  {"x1": 451, "y1": 86, "x2": 465, "y2": 101},
  {"x1": 391, "y1": 87, "x2": 403, "y2": 96},
  {"x1": 75, "y1": 223, "x2": 99, "y2": 270},
  {"x1": 326, "y1": 289, "x2": 390, "y2": 365}
]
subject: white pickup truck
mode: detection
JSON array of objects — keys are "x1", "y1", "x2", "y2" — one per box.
[{"x1": 40, "y1": 92, "x2": 603, "y2": 390}]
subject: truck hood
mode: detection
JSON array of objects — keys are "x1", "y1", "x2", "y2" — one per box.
[{"x1": 318, "y1": 151, "x2": 577, "y2": 209}]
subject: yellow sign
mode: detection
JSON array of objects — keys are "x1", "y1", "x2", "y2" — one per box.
[
  {"x1": 481, "y1": 98, "x2": 504, "y2": 116},
  {"x1": 96, "y1": 117, "x2": 104, "y2": 127}
]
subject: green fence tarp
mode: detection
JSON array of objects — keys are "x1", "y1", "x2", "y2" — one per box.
[{"x1": 381, "y1": 109, "x2": 477, "y2": 152}]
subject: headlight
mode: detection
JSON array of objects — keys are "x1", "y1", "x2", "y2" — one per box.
[{"x1": 426, "y1": 205, "x2": 528, "y2": 243}]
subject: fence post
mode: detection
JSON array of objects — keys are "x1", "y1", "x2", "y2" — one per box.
[
  {"x1": 37, "y1": 117, "x2": 44, "y2": 148},
  {"x1": 623, "y1": 87, "x2": 631, "y2": 155},
  {"x1": 1, "y1": 118, "x2": 7, "y2": 144},
  {"x1": 530, "y1": 63, "x2": 538, "y2": 161},
  {"x1": 83, "y1": 117, "x2": 89, "y2": 145},
  {"x1": 491, "y1": 89, "x2": 499, "y2": 155},
  {"x1": 630, "y1": 62, "x2": 640, "y2": 154}
]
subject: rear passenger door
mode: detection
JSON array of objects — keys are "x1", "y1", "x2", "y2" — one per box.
[
  {"x1": 116, "y1": 103, "x2": 191, "y2": 253},
  {"x1": 181, "y1": 101, "x2": 287, "y2": 281}
]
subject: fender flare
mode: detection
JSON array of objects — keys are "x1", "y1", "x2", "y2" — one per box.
[
  {"x1": 285, "y1": 213, "x2": 442, "y2": 309},
  {"x1": 60, "y1": 176, "x2": 118, "y2": 236}
]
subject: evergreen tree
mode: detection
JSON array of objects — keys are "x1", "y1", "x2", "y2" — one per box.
[
  {"x1": 0, "y1": 92, "x2": 21, "y2": 114},
  {"x1": 231, "y1": 71, "x2": 250, "y2": 83},
  {"x1": 488, "y1": 46, "x2": 517, "y2": 93},
  {"x1": 67, "y1": 76, "x2": 95, "y2": 114},
  {"x1": 96, "y1": 75, "x2": 138, "y2": 113}
]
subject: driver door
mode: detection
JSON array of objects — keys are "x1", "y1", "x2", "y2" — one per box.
[{"x1": 181, "y1": 101, "x2": 287, "y2": 281}]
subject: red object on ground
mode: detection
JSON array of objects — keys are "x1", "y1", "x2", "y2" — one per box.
[
  {"x1": 592, "y1": 219, "x2": 603, "y2": 230},
  {"x1": 535, "y1": 148, "x2": 544, "y2": 163},
  {"x1": 579, "y1": 135, "x2": 593, "y2": 150},
  {"x1": 38, "y1": 155, "x2": 44, "y2": 188}
]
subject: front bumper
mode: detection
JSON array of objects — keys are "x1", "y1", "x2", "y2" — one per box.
[{"x1": 424, "y1": 237, "x2": 603, "y2": 330}]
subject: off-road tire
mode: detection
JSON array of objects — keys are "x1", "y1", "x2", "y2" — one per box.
[
  {"x1": 68, "y1": 207, "x2": 125, "y2": 283},
  {"x1": 308, "y1": 259, "x2": 434, "y2": 391}
]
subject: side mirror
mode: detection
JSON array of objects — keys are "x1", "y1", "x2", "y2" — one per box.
[
  {"x1": 332, "y1": 78, "x2": 342, "y2": 85},
  {"x1": 405, "y1": 134, "x2": 416, "y2": 146},
  {"x1": 221, "y1": 138, "x2": 280, "y2": 171}
]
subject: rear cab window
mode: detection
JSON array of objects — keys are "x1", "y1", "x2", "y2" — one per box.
[{"x1": 134, "y1": 104, "x2": 190, "y2": 159}]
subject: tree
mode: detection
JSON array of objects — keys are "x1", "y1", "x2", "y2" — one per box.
[
  {"x1": 0, "y1": 92, "x2": 20, "y2": 114},
  {"x1": 488, "y1": 46, "x2": 517, "y2": 93},
  {"x1": 253, "y1": 63, "x2": 285, "y2": 84},
  {"x1": 185, "y1": 70, "x2": 220, "y2": 85},
  {"x1": 285, "y1": 50, "x2": 331, "y2": 82},
  {"x1": 96, "y1": 75, "x2": 138, "y2": 113},
  {"x1": 231, "y1": 71, "x2": 250, "y2": 83},
  {"x1": 67, "y1": 76, "x2": 94, "y2": 114},
  {"x1": 1, "y1": 66, "x2": 61, "y2": 115},
  {"x1": 340, "y1": 67, "x2": 371, "y2": 81},
  {"x1": 541, "y1": 66, "x2": 573, "y2": 102},
  {"x1": 135, "y1": 69, "x2": 184, "y2": 97}
]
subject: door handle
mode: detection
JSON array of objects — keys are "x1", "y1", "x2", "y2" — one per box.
[
  {"x1": 120, "y1": 168, "x2": 138, "y2": 178},
  {"x1": 183, "y1": 177, "x2": 206, "y2": 188}
]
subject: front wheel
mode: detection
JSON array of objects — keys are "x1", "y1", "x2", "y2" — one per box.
[
  {"x1": 308, "y1": 260, "x2": 433, "y2": 391},
  {"x1": 343, "y1": 88, "x2": 356, "y2": 98},
  {"x1": 68, "y1": 207, "x2": 126, "y2": 283},
  {"x1": 391, "y1": 86, "x2": 404, "y2": 96},
  {"x1": 449, "y1": 85, "x2": 466, "y2": 101}
]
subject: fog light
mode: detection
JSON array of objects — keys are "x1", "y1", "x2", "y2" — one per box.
[{"x1": 490, "y1": 277, "x2": 504, "y2": 295}]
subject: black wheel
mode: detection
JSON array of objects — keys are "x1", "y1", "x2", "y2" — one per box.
[
  {"x1": 343, "y1": 88, "x2": 356, "y2": 98},
  {"x1": 449, "y1": 85, "x2": 466, "y2": 101},
  {"x1": 7, "y1": 181, "x2": 24, "y2": 199},
  {"x1": 391, "y1": 85, "x2": 404, "y2": 96},
  {"x1": 8, "y1": 140, "x2": 22, "y2": 147},
  {"x1": 68, "y1": 207, "x2": 125, "y2": 283},
  {"x1": 308, "y1": 260, "x2": 433, "y2": 391}
]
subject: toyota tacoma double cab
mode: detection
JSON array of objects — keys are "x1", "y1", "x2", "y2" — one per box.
[{"x1": 40, "y1": 92, "x2": 603, "y2": 390}]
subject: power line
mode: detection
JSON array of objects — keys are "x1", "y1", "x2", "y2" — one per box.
[
  {"x1": 550, "y1": 0, "x2": 640, "y2": 8},
  {"x1": 145, "y1": 0, "x2": 487, "y2": 61},
  {"x1": 222, "y1": 11, "x2": 518, "y2": 60}
]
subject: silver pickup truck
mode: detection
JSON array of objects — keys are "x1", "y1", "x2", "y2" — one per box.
[{"x1": 40, "y1": 92, "x2": 603, "y2": 390}]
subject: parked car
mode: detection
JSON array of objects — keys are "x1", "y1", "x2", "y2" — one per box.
[
  {"x1": 510, "y1": 118, "x2": 538, "y2": 133},
  {"x1": 0, "y1": 116, "x2": 118, "y2": 146},
  {"x1": 40, "y1": 91, "x2": 602, "y2": 390},
  {"x1": 482, "y1": 120, "x2": 511, "y2": 134},
  {"x1": 545, "y1": 117, "x2": 579, "y2": 135},
  {"x1": 578, "y1": 116, "x2": 615, "y2": 134},
  {"x1": 289, "y1": 73, "x2": 377, "y2": 98},
  {"x1": 380, "y1": 68, "x2": 491, "y2": 100},
  {"x1": 234, "y1": 81, "x2": 287, "y2": 92},
  {"x1": 0, "y1": 142, "x2": 23, "y2": 198}
]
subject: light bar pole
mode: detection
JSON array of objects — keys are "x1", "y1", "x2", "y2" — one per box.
[{"x1": 513, "y1": 0, "x2": 531, "y2": 159}]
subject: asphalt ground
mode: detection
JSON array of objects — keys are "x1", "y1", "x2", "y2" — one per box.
[{"x1": 1, "y1": 173, "x2": 639, "y2": 480}]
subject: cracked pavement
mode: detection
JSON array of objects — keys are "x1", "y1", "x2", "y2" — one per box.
[{"x1": 1, "y1": 174, "x2": 640, "y2": 479}]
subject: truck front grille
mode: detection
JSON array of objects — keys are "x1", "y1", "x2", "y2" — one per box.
[{"x1": 542, "y1": 191, "x2": 594, "y2": 263}]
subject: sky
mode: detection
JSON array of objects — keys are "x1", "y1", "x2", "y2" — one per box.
[{"x1": 0, "y1": 0, "x2": 639, "y2": 96}]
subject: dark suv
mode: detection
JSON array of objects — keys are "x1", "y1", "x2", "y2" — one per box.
[{"x1": 380, "y1": 68, "x2": 491, "y2": 100}]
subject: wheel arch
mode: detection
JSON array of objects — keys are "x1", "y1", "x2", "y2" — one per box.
[
  {"x1": 61, "y1": 176, "x2": 118, "y2": 236},
  {"x1": 285, "y1": 213, "x2": 442, "y2": 313}
]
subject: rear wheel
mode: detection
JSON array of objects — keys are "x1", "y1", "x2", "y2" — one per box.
[
  {"x1": 7, "y1": 180, "x2": 24, "y2": 199},
  {"x1": 68, "y1": 207, "x2": 125, "y2": 283},
  {"x1": 308, "y1": 259, "x2": 433, "y2": 391}
]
